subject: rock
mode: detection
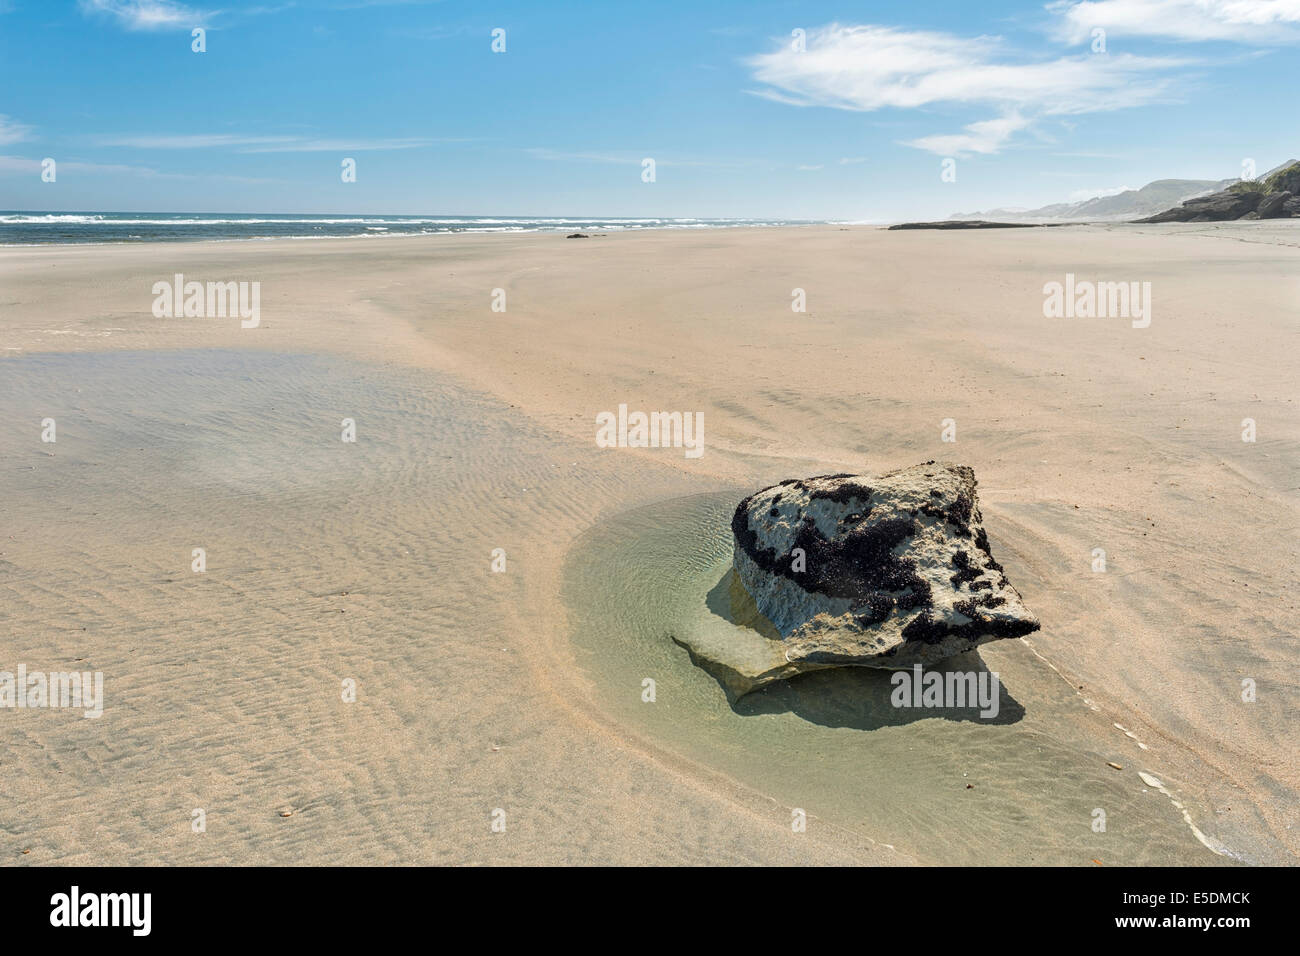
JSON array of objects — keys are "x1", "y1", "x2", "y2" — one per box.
[
  {"x1": 1135, "y1": 162, "x2": 1300, "y2": 222},
  {"x1": 566, "y1": 233, "x2": 589, "y2": 239},
  {"x1": 1139, "y1": 188, "x2": 1263, "y2": 223},
  {"x1": 1285, "y1": 197, "x2": 1300, "y2": 217},
  {"x1": 888, "y1": 220, "x2": 1040, "y2": 230},
  {"x1": 1264, "y1": 161, "x2": 1300, "y2": 195},
  {"x1": 683, "y1": 463, "x2": 1039, "y2": 695},
  {"x1": 1257, "y1": 191, "x2": 1293, "y2": 219}
]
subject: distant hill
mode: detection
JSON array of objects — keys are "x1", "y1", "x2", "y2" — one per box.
[{"x1": 952, "y1": 177, "x2": 1234, "y2": 223}]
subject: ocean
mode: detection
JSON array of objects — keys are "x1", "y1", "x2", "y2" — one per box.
[{"x1": 0, "y1": 212, "x2": 821, "y2": 245}]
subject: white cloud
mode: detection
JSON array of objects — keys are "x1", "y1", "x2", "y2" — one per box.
[
  {"x1": 905, "y1": 112, "x2": 1032, "y2": 156},
  {"x1": 796, "y1": 164, "x2": 824, "y2": 171},
  {"x1": 747, "y1": 24, "x2": 1186, "y2": 115},
  {"x1": 525, "y1": 148, "x2": 633, "y2": 164},
  {"x1": 78, "y1": 0, "x2": 212, "y2": 30},
  {"x1": 241, "y1": 137, "x2": 438, "y2": 153},
  {"x1": 525, "y1": 148, "x2": 751, "y2": 169},
  {"x1": 839, "y1": 156, "x2": 868, "y2": 164},
  {"x1": 0, "y1": 115, "x2": 32, "y2": 145},
  {"x1": 0, "y1": 154, "x2": 285, "y2": 183},
  {"x1": 96, "y1": 134, "x2": 295, "y2": 149},
  {"x1": 746, "y1": 23, "x2": 1191, "y2": 155},
  {"x1": 0, "y1": 155, "x2": 157, "y2": 175},
  {"x1": 95, "y1": 133, "x2": 445, "y2": 152},
  {"x1": 1050, "y1": 0, "x2": 1300, "y2": 45}
]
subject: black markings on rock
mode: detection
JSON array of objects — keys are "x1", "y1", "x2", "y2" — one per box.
[
  {"x1": 808, "y1": 480, "x2": 874, "y2": 505},
  {"x1": 733, "y1": 499, "x2": 933, "y2": 622},
  {"x1": 950, "y1": 549, "x2": 983, "y2": 588}
]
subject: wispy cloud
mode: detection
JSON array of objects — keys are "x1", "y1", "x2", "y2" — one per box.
[
  {"x1": 241, "y1": 137, "x2": 445, "y2": 153},
  {"x1": 0, "y1": 154, "x2": 285, "y2": 183},
  {"x1": 1050, "y1": 0, "x2": 1300, "y2": 45},
  {"x1": 0, "y1": 115, "x2": 32, "y2": 145},
  {"x1": 78, "y1": 0, "x2": 213, "y2": 31},
  {"x1": 329, "y1": 0, "x2": 444, "y2": 8},
  {"x1": 746, "y1": 23, "x2": 1190, "y2": 155},
  {"x1": 905, "y1": 112, "x2": 1032, "y2": 156},
  {"x1": 389, "y1": 24, "x2": 475, "y2": 41},
  {"x1": 525, "y1": 147, "x2": 751, "y2": 169},
  {"x1": 838, "y1": 156, "x2": 868, "y2": 165},
  {"x1": 94, "y1": 133, "x2": 454, "y2": 152},
  {"x1": 525, "y1": 148, "x2": 649, "y2": 165},
  {"x1": 96, "y1": 134, "x2": 295, "y2": 149},
  {"x1": 0, "y1": 155, "x2": 148, "y2": 175},
  {"x1": 747, "y1": 25, "x2": 1187, "y2": 114}
]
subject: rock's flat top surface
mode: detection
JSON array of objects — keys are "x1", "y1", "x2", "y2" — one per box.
[{"x1": 679, "y1": 462, "x2": 1040, "y2": 695}]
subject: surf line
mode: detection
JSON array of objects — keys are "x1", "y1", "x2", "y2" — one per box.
[
  {"x1": 1137, "y1": 772, "x2": 1244, "y2": 862},
  {"x1": 1020, "y1": 638, "x2": 1243, "y2": 862}
]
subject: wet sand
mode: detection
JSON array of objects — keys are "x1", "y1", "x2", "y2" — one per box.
[{"x1": 1, "y1": 222, "x2": 1296, "y2": 864}]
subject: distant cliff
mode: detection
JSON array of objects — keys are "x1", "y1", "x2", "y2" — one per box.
[
  {"x1": 1138, "y1": 161, "x2": 1300, "y2": 223},
  {"x1": 951, "y1": 159, "x2": 1300, "y2": 224}
]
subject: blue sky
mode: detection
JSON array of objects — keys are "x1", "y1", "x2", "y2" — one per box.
[{"x1": 0, "y1": 0, "x2": 1297, "y2": 219}]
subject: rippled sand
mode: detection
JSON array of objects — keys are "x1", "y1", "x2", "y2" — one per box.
[
  {"x1": 1, "y1": 223, "x2": 1296, "y2": 864},
  {"x1": 3, "y1": 350, "x2": 877, "y2": 864}
]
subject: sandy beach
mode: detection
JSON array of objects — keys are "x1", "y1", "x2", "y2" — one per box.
[{"x1": 2, "y1": 222, "x2": 1296, "y2": 865}]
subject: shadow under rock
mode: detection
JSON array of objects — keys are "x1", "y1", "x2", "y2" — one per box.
[{"x1": 703, "y1": 569, "x2": 1026, "y2": 729}]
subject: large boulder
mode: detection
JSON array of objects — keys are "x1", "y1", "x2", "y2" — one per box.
[
  {"x1": 681, "y1": 463, "x2": 1039, "y2": 695},
  {"x1": 1284, "y1": 196, "x2": 1300, "y2": 217}
]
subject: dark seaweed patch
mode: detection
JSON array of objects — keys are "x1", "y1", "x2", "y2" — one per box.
[
  {"x1": 900, "y1": 613, "x2": 953, "y2": 645},
  {"x1": 733, "y1": 496, "x2": 932, "y2": 622},
  {"x1": 854, "y1": 592, "x2": 895, "y2": 625},
  {"x1": 973, "y1": 527, "x2": 1004, "y2": 574},
  {"x1": 809, "y1": 481, "x2": 873, "y2": 505},
  {"x1": 955, "y1": 594, "x2": 1007, "y2": 617},
  {"x1": 904, "y1": 605, "x2": 1037, "y2": 645},
  {"x1": 947, "y1": 490, "x2": 974, "y2": 535},
  {"x1": 949, "y1": 550, "x2": 983, "y2": 588}
]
